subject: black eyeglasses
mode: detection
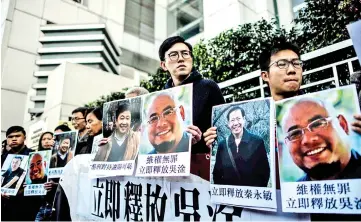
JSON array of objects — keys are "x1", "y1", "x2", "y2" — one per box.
[
  {"x1": 71, "y1": 117, "x2": 85, "y2": 122},
  {"x1": 269, "y1": 59, "x2": 303, "y2": 69},
  {"x1": 167, "y1": 50, "x2": 191, "y2": 61}
]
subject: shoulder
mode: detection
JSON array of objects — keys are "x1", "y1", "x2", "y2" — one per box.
[
  {"x1": 246, "y1": 131, "x2": 263, "y2": 143},
  {"x1": 198, "y1": 78, "x2": 220, "y2": 89}
]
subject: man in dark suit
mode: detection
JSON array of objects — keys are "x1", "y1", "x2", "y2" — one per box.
[{"x1": 213, "y1": 106, "x2": 270, "y2": 187}]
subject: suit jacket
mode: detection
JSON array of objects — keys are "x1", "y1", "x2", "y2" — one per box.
[
  {"x1": 94, "y1": 130, "x2": 140, "y2": 161},
  {"x1": 213, "y1": 129, "x2": 270, "y2": 187}
]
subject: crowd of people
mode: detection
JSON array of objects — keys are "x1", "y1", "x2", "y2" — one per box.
[{"x1": 1, "y1": 35, "x2": 361, "y2": 221}]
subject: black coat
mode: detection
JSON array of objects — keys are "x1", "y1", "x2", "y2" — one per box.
[
  {"x1": 213, "y1": 129, "x2": 270, "y2": 187},
  {"x1": 165, "y1": 70, "x2": 225, "y2": 154}
]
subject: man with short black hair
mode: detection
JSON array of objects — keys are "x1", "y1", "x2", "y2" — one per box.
[
  {"x1": 1, "y1": 126, "x2": 32, "y2": 166},
  {"x1": 158, "y1": 36, "x2": 225, "y2": 180},
  {"x1": 71, "y1": 107, "x2": 90, "y2": 154}
]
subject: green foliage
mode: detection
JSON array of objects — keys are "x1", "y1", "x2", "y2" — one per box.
[
  {"x1": 291, "y1": 0, "x2": 361, "y2": 53},
  {"x1": 140, "y1": 68, "x2": 168, "y2": 93},
  {"x1": 85, "y1": 91, "x2": 126, "y2": 109},
  {"x1": 88, "y1": 0, "x2": 361, "y2": 104}
]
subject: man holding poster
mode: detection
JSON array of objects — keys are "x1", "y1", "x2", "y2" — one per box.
[{"x1": 146, "y1": 92, "x2": 190, "y2": 154}]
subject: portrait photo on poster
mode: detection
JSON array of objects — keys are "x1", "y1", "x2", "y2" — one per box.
[
  {"x1": 51, "y1": 131, "x2": 78, "y2": 169},
  {"x1": 210, "y1": 98, "x2": 276, "y2": 210},
  {"x1": 1, "y1": 154, "x2": 29, "y2": 196},
  {"x1": 25, "y1": 150, "x2": 51, "y2": 185},
  {"x1": 135, "y1": 84, "x2": 193, "y2": 177},
  {"x1": 276, "y1": 85, "x2": 361, "y2": 214},
  {"x1": 96, "y1": 96, "x2": 142, "y2": 162}
]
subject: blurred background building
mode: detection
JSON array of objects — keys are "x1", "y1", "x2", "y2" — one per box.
[{"x1": 1, "y1": 0, "x2": 305, "y2": 139}]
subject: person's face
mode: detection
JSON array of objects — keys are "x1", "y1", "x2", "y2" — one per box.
[
  {"x1": 86, "y1": 113, "x2": 102, "y2": 136},
  {"x1": 116, "y1": 110, "x2": 131, "y2": 134},
  {"x1": 147, "y1": 95, "x2": 184, "y2": 150},
  {"x1": 6, "y1": 132, "x2": 26, "y2": 149},
  {"x1": 283, "y1": 101, "x2": 350, "y2": 171},
  {"x1": 160, "y1": 43, "x2": 193, "y2": 80},
  {"x1": 262, "y1": 50, "x2": 303, "y2": 98},
  {"x1": 11, "y1": 158, "x2": 21, "y2": 171},
  {"x1": 71, "y1": 112, "x2": 86, "y2": 130},
  {"x1": 59, "y1": 138, "x2": 71, "y2": 154},
  {"x1": 228, "y1": 110, "x2": 245, "y2": 135},
  {"x1": 29, "y1": 154, "x2": 45, "y2": 180},
  {"x1": 41, "y1": 133, "x2": 53, "y2": 149}
]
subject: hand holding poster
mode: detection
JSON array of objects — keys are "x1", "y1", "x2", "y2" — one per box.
[
  {"x1": 1, "y1": 154, "x2": 29, "y2": 196},
  {"x1": 135, "y1": 84, "x2": 192, "y2": 177},
  {"x1": 49, "y1": 131, "x2": 78, "y2": 178},
  {"x1": 24, "y1": 150, "x2": 52, "y2": 196},
  {"x1": 210, "y1": 98, "x2": 277, "y2": 211},
  {"x1": 276, "y1": 85, "x2": 361, "y2": 214},
  {"x1": 90, "y1": 96, "x2": 142, "y2": 177}
]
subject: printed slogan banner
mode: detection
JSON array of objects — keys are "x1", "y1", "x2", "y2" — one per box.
[
  {"x1": 136, "y1": 84, "x2": 193, "y2": 177},
  {"x1": 276, "y1": 85, "x2": 361, "y2": 214},
  {"x1": 210, "y1": 98, "x2": 277, "y2": 211}
]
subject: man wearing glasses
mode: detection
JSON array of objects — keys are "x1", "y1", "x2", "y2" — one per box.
[
  {"x1": 281, "y1": 98, "x2": 361, "y2": 182},
  {"x1": 71, "y1": 107, "x2": 90, "y2": 154},
  {"x1": 158, "y1": 36, "x2": 225, "y2": 180},
  {"x1": 146, "y1": 92, "x2": 190, "y2": 154}
]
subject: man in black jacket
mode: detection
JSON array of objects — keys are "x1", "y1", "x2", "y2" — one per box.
[
  {"x1": 158, "y1": 36, "x2": 225, "y2": 180},
  {"x1": 213, "y1": 106, "x2": 270, "y2": 187}
]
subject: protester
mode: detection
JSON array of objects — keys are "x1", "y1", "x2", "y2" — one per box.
[
  {"x1": 204, "y1": 40, "x2": 361, "y2": 220},
  {"x1": 54, "y1": 123, "x2": 72, "y2": 133},
  {"x1": 158, "y1": 36, "x2": 225, "y2": 180},
  {"x1": 1, "y1": 126, "x2": 42, "y2": 221},
  {"x1": 84, "y1": 107, "x2": 103, "y2": 154},
  {"x1": 1, "y1": 126, "x2": 32, "y2": 166},
  {"x1": 125, "y1": 86, "x2": 149, "y2": 98},
  {"x1": 35, "y1": 131, "x2": 61, "y2": 221},
  {"x1": 145, "y1": 92, "x2": 190, "y2": 154},
  {"x1": 71, "y1": 107, "x2": 90, "y2": 154},
  {"x1": 213, "y1": 106, "x2": 269, "y2": 187}
]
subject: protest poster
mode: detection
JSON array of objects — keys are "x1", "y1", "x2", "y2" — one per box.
[
  {"x1": 27, "y1": 120, "x2": 46, "y2": 150},
  {"x1": 90, "y1": 96, "x2": 142, "y2": 177},
  {"x1": 1, "y1": 154, "x2": 29, "y2": 196},
  {"x1": 135, "y1": 84, "x2": 192, "y2": 177},
  {"x1": 210, "y1": 98, "x2": 277, "y2": 211},
  {"x1": 347, "y1": 19, "x2": 361, "y2": 65},
  {"x1": 24, "y1": 150, "x2": 52, "y2": 196},
  {"x1": 91, "y1": 134, "x2": 103, "y2": 160},
  {"x1": 276, "y1": 85, "x2": 361, "y2": 214},
  {"x1": 49, "y1": 130, "x2": 78, "y2": 178},
  {"x1": 60, "y1": 154, "x2": 310, "y2": 221}
]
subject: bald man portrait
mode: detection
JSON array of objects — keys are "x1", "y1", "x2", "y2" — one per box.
[
  {"x1": 280, "y1": 98, "x2": 361, "y2": 182},
  {"x1": 145, "y1": 92, "x2": 191, "y2": 154}
]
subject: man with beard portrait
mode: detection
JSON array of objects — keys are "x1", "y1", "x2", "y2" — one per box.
[
  {"x1": 281, "y1": 98, "x2": 361, "y2": 181},
  {"x1": 146, "y1": 92, "x2": 190, "y2": 154}
]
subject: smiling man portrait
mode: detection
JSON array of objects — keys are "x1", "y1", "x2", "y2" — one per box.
[{"x1": 281, "y1": 97, "x2": 361, "y2": 181}]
